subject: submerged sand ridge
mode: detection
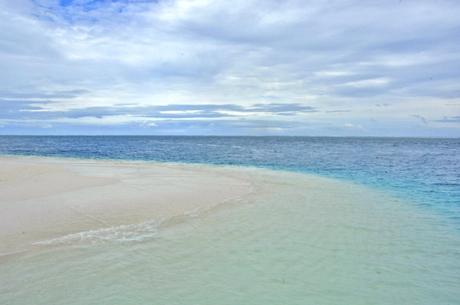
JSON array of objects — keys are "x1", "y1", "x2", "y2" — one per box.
[{"x1": 0, "y1": 156, "x2": 256, "y2": 255}]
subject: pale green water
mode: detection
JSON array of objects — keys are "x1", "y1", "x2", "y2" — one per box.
[{"x1": 1, "y1": 171, "x2": 459, "y2": 305}]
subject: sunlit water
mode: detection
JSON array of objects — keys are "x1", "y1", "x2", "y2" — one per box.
[{"x1": 0, "y1": 137, "x2": 459, "y2": 304}]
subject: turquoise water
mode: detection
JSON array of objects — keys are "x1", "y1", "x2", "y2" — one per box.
[
  {"x1": 0, "y1": 136, "x2": 458, "y2": 222},
  {"x1": 0, "y1": 136, "x2": 459, "y2": 304}
]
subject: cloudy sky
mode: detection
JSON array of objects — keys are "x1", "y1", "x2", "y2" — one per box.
[{"x1": 1, "y1": 0, "x2": 459, "y2": 136}]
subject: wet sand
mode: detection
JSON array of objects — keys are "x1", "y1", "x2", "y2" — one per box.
[{"x1": 0, "y1": 156, "x2": 256, "y2": 255}]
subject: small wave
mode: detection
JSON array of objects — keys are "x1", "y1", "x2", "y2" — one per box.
[
  {"x1": 33, "y1": 220, "x2": 163, "y2": 246},
  {"x1": 431, "y1": 182, "x2": 460, "y2": 187},
  {"x1": 32, "y1": 207, "x2": 206, "y2": 247}
]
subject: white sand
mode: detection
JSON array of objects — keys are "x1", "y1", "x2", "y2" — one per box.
[{"x1": 0, "y1": 156, "x2": 258, "y2": 255}]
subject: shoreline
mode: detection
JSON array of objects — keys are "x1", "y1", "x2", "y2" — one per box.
[
  {"x1": 0, "y1": 156, "x2": 266, "y2": 256},
  {"x1": 0, "y1": 155, "x2": 454, "y2": 260},
  {"x1": 2, "y1": 156, "x2": 460, "y2": 304}
]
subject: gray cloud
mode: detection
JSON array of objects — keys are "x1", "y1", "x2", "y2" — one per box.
[
  {"x1": 0, "y1": 102, "x2": 317, "y2": 120},
  {"x1": 412, "y1": 114, "x2": 428, "y2": 125},
  {"x1": 435, "y1": 116, "x2": 460, "y2": 123},
  {"x1": 0, "y1": 89, "x2": 89, "y2": 100},
  {"x1": 325, "y1": 110, "x2": 351, "y2": 113}
]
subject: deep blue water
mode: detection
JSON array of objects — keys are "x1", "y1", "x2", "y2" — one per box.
[{"x1": 0, "y1": 136, "x2": 459, "y2": 225}]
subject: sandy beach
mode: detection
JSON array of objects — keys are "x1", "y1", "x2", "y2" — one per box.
[{"x1": 0, "y1": 156, "x2": 257, "y2": 256}]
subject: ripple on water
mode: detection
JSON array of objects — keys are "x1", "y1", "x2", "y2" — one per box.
[{"x1": 0, "y1": 172, "x2": 459, "y2": 305}]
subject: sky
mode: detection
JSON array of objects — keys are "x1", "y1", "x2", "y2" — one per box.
[{"x1": 0, "y1": 0, "x2": 459, "y2": 136}]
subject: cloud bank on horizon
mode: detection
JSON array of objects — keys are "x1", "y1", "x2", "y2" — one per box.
[{"x1": 0, "y1": 0, "x2": 459, "y2": 136}]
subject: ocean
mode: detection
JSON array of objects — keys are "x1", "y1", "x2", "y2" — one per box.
[
  {"x1": 0, "y1": 136, "x2": 459, "y2": 305},
  {"x1": 0, "y1": 136, "x2": 458, "y2": 222}
]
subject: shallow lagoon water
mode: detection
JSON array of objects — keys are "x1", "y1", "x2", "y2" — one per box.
[{"x1": 1, "y1": 171, "x2": 459, "y2": 305}]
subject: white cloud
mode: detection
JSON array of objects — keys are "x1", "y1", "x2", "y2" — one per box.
[
  {"x1": 342, "y1": 78, "x2": 391, "y2": 88},
  {"x1": 0, "y1": 0, "x2": 459, "y2": 135},
  {"x1": 314, "y1": 70, "x2": 355, "y2": 78}
]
